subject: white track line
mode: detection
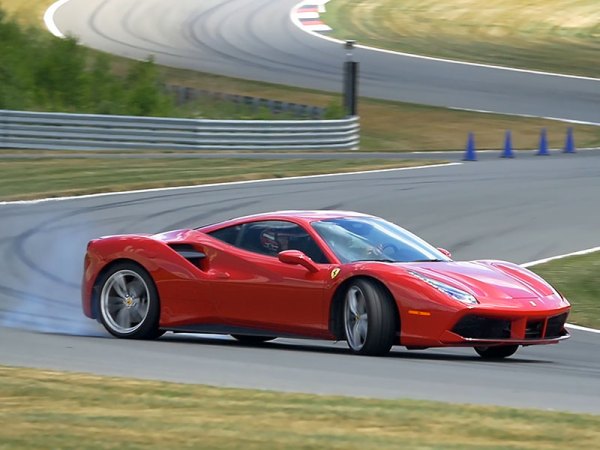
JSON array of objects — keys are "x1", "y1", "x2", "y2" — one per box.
[
  {"x1": 522, "y1": 247, "x2": 600, "y2": 334},
  {"x1": 44, "y1": 0, "x2": 72, "y2": 38},
  {"x1": 0, "y1": 162, "x2": 461, "y2": 206},
  {"x1": 290, "y1": 1, "x2": 600, "y2": 83},
  {"x1": 522, "y1": 247, "x2": 600, "y2": 268},
  {"x1": 564, "y1": 324, "x2": 600, "y2": 334},
  {"x1": 448, "y1": 107, "x2": 600, "y2": 127}
]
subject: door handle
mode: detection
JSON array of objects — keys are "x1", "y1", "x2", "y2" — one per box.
[{"x1": 207, "y1": 270, "x2": 230, "y2": 280}]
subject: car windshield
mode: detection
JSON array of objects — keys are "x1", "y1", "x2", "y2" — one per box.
[{"x1": 312, "y1": 217, "x2": 450, "y2": 264}]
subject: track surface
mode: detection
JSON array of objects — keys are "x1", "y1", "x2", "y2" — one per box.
[
  {"x1": 52, "y1": 0, "x2": 600, "y2": 123},
  {"x1": 1, "y1": 155, "x2": 600, "y2": 413},
  {"x1": 2, "y1": 0, "x2": 599, "y2": 413}
]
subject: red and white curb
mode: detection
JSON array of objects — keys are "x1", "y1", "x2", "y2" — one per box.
[
  {"x1": 290, "y1": 2, "x2": 599, "y2": 83},
  {"x1": 293, "y1": 0, "x2": 332, "y2": 32}
]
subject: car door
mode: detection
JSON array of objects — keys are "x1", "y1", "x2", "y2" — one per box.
[{"x1": 207, "y1": 220, "x2": 333, "y2": 336}]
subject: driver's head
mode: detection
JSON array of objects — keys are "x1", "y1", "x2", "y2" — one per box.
[{"x1": 260, "y1": 229, "x2": 289, "y2": 253}]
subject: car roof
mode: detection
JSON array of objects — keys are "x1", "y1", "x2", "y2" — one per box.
[
  {"x1": 242, "y1": 210, "x2": 372, "y2": 221},
  {"x1": 198, "y1": 210, "x2": 374, "y2": 232}
]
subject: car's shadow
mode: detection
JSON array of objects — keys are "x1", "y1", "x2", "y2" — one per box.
[
  {"x1": 43, "y1": 329, "x2": 554, "y2": 364},
  {"x1": 156, "y1": 333, "x2": 551, "y2": 364}
]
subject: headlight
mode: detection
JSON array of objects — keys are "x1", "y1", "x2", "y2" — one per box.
[
  {"x1": 547, "y1": 283, "x2": 570, "y2": 305},
  {"x1": 409, "y1": 271, "x2": 478, "y2": 305},
  {"x1": 557, "y1": 291, "x2": 570, "y2": 306}
]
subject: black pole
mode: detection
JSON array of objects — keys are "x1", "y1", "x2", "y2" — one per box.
[
  {"x1": 343, "y1": 40, "x2": 359, "y2": 117},
  {"x1": 344, "y1": 61, "x2": 358, "y2": 116}
]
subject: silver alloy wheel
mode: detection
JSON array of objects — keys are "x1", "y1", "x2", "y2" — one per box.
[
  {"x1": 344, "y1": 285, "x2": 368, "y2": 351},
  {"x1": 100, "y1": 269, "x2": 151, "y2": 334}
]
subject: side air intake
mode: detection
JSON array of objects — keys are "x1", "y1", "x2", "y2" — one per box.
[{"x1": 168, "y1": 244, "x2": 206, "y2": 266}]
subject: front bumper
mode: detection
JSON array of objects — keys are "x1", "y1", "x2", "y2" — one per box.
[{"x1": 440, "y1": 311, "x2": 570, "y2": 345}]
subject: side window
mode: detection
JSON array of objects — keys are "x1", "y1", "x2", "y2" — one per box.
[
  {"x1": 237, "y1": 220, "x2": 329, "y2": 263},
  {"x1": 208, "y1": 224, "x2": 242, "y2": 246}
]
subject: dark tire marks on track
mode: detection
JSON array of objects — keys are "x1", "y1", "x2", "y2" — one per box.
[
  {"x1": 1, "y1": 157, "x2": 600, "y2": 412},
  {"x1": 53, "y1": 0, "x2": 600, "y2": 123}
]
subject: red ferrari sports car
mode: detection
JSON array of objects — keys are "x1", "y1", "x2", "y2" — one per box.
[{"x1": 82, "y1": 211, "x2": 570, "y2": 358}]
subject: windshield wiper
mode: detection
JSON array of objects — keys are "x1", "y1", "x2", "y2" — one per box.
[
  {"x1": 354, "y1": 258, "x2": 396, "y2": 263},
  {"x1": 411, "y1": 259, "x2": 445, "y2": 262}
]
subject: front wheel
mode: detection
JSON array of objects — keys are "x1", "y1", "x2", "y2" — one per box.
[
  {"x1": 98, "y1": 262, "x2": 163, "y2": 339},
  {"x1": 343, "y1": 279, "x2": 396, "y2": 356},
  {"x1": 474, "y1": 345, "x2": 519, "y2": 359}
]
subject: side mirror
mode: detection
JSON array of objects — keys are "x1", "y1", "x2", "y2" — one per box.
[
  {"x1": 437, "y1": 247, "x2": 452, "y2": 258},
  {"x1": 278, "y1": 250, "x2": 319, "y2": 273}
]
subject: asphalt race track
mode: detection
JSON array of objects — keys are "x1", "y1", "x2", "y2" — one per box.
[
  {"x1": 1, "y1": 0, "x2": 598, "y2": 415},
  {"x1": 51, "y1": 0, "x2": 600, "y2": 123},
  {"x1": 1, "y1": 155, "x2": 600, "y2": 413}
]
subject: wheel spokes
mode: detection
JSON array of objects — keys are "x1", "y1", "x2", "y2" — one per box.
[
  {"x1": 115, "y1": 307, "x2": 131, "y2": 328},
  {"x1": 345, "y1": 286, "x2": 368, "y2": 350},
  {"x1": 348, "y1": 290, "x2": 359, "y2": 315},
  {"x1": 129, "y1": 278, "x2": 145, "y2": 299},
  {"x1": 131, "y1": 300, "x2": 148, "y2": 323},
  {"x1": 101, "y1": 269, "x2": 151, "y2": 334},
  {"x1": 112, "y1": 273, "x2": 129, "y2": 298},
  {"x1": 357, "y1": 315, "x2": 368, "y2": 341}
]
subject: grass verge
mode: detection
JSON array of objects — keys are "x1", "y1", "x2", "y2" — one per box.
[
  {"x1": 530, "y1": 250, "x2": 600, "y2": 329},
  {"x1": 2, "y1": 0, "x2": 599, "y2": 151},
  {"x1": 1, "y1": 365, "x2": 599, "y2": 450},
  {"x1": 321, "y1": 0, "x2": 600, "y2": 78},
  {"x1": 0, "y1": 157, "x2": 443, "y2": 201},
  {"x1": 0, "y1": 0, "x2": 51, "y2": 27}
]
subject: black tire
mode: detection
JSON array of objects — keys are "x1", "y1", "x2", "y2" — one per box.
[
  {"x1": 474, "y1": 345, "x2": 519, "y2": 359},
  {"x1": 97, "y1": 261, "x2": 164, "y2": 340},
  {"x1": 231, "y1": 335, "x2": 275, "y2": 344},
  {"x1": 343, "y1": 279, "x2": 396, "y2": 356}
]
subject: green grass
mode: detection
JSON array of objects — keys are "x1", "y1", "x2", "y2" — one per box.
[
  {"x1": 0, "y1": 365, "x2": 599, "y2": 450},
  {"x1": 2, "y1": 0, "x2": 600, "y2": 151},
  {"x1": 531, "y1": 251, "x2": 600, "y2": 329},
  {"x1": 0, "y1": 157, "x2": 443, "y2": 201},
  {"x1": 321, "y1": 0, "x2": 600, "y2": 78}
]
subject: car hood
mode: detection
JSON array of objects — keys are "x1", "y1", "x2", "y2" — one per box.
[{"x1": 403, "y1": 261, "x2": 555, "y2": 300}]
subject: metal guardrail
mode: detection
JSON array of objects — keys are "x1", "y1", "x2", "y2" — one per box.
[{"x1": 0, "y1": 110, "x2": 360, "y2": 151}]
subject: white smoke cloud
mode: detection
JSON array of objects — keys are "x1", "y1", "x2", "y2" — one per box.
[{"x1": 0, "y1": 208, "x2": 105, "y2": 336}]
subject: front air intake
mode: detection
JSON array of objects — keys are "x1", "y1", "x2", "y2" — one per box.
[
  {"x1": 452, "y1": 315, "x2": 511, "y2": 339},
  {"x1": 545, "y1": 313, "x2": 568, "y2": 338}
]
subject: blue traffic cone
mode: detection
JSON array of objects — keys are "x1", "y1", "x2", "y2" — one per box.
[
  {"x1": 501, "y1": 130, "x2": 514, "y2": 158},
  {"x1": 537, "y1": 128, "x2": 549, "y2": 156},
  {"x1": 463, "y1": 132, "x2": 477, "y2": 161},
  {"x1": 564, "y1": 127, "x2": 576, "y2": 153}
]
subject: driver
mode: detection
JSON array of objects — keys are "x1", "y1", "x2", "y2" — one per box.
[{"x1": 259, "y1": 229, "x2": 290, "y2": 254}]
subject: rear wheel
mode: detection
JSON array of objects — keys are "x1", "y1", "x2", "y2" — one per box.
[
  {"x1": 231, "y1": 335, "x2": 275, "y2": 344},
  {"x1": 98, "y1": 262, "x2": 164, "y2": 339},
  {"x1": 474, "y1": 345, "x2": 519, "y2": 359},
  {"x1": 343, "y1": 279, "x2": 396, "y2": 356}
]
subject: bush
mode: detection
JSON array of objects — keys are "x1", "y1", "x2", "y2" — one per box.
[
  {"x1": 0, "y1": 8, "x2": 174, "y2": 116},
  {"x1": 125, "y1": 58, "x2": 174, "y2": 116},
  {"x1": 0, "y1": 7, "x2": 318, "y2": 120}
]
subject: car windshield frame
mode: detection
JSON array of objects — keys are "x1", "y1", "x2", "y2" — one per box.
[{"x1": 311, "y1": 217, "x2": 451, "y2": 264}]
